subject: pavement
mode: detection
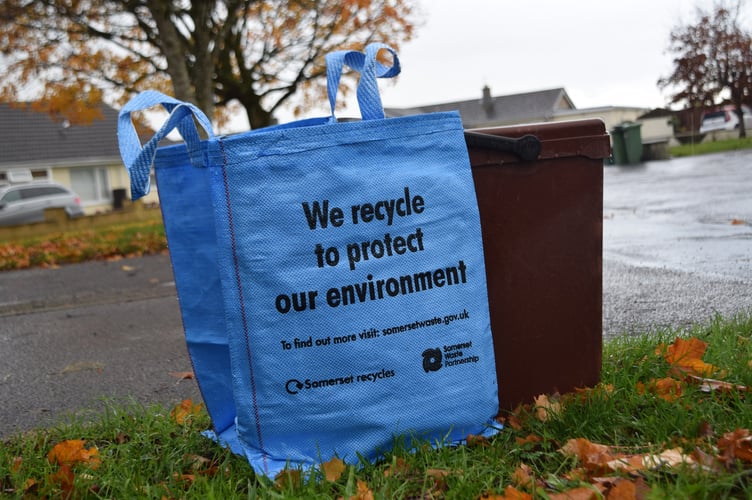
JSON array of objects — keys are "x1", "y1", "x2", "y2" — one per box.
[{"x1": 1, "y1": 150, "x2": 751, "y2": 438}]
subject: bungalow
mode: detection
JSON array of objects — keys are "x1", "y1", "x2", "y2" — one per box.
[
  {"x1": 385, "y1": 86, "x2": 662, "y2": 142},
  {"x1": 0, "y1": 103, "x2": 159, "y2": 214}
]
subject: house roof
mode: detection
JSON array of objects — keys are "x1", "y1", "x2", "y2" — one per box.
[
  {"x1": 384, "y1": 87, "x2": 576, "y2": 128},
  {"x1": 0, "y1": 103, "x2": 121, "y2": 168}
]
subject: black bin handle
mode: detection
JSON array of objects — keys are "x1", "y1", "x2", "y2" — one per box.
[{"x1": 464, "y1": 131, "x2": 541, "y2": 162}]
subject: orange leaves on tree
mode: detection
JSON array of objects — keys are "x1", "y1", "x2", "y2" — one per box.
[{"x1": 170, "y1": 399, "x2": 204, "y2": 425}]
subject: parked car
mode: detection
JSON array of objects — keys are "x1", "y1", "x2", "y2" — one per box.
[
  {"x1": 0, "y1": 182, "x2": 84, "y2": 226},
  {"x1": 699, "y1": 104, "x2": 752, "y2": 134}
]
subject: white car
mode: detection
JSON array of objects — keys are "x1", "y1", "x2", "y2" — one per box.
[
  {"x1": 699, "y1": 105, "x2": 752, "y2": 134},
  {"x1": 0, "y1": 182, "x2": 84, "y2": 226}
]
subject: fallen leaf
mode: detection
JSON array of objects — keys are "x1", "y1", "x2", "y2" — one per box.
[
  {"x1": 560, "y1": 438, "x2": 616, "y2": 473},
  {"x1": 467, "y1": 433, "x2": 491, "y2": 448},
  {"x1": 48, "y1": 439, "x2": 101, "y2": 469},
  {"x1": 697, "y1": 420, "x2": 714, "y2": 439},
  {"x1": 548, "y1": 486, "x2": 599, "y2": 500},
  {"x1": 717, "y1": 428, "x2": 752, "y2": 464},
  {"x1": 274, "y1": 469, "x2": 302, "y2": 490},
  {"x1": 730, "y1": 218, "x2": 746, "y2": 225},
  {"x1": 23, "y1": 478, "x2": 38, "y2": 495},
  {"x1": 11, "y1": 456, "x2": 22, "y2": 472},
  {"x1": 170, "y1": 399, "x2": 203, "y2": 425},
  {"x1": 661, "y1": 337, "x2": 718, "y2": 377},
  {"x1": 121, "y1": 265, "x2": 135, "y2": 272},
  {"x1": 47, "y1": 464, "x2": 75, "y2": 496},
  {"x1": 692, "y1": 446, "x2": 725, "y2": 473},
  {"x1": 516, "y1": 434, "x2": 543, "y2": 446},
  {"x1": 168, "y1": 371, "x2": 195, "y2": 380},
  {"x1": 383, "y1": 457, "x2": 410, "y2": 477},
  {"x1": 61, "y1": 361, "x2": 105, "y2": 374},
  {"x1": 636, "y1": 377, "x2": 684, "y2": 402},
  {"x1": 511, "y1": 463, "x2": 534, "y2": 489},
  {"x1": 534, "y1": 394, "x2": 562, "y2": 422},
  {"x1": 349, "y1": 479, "x2": 374, "y2": 500},
  {"x1": 184, "y1": 453, "x2": 211, "y2": 471},
  {"x1": 322, "y1": 456, "x2": 346, "y2": 482},
  {"x1": 640, "y1": 448, "x2": 696, "y2": 469},
  {"x1": 482, "y1": 485, "x2": 533, "y2": 499},
  {"x1": 605, "y1": 478, "x2": 637, "y2": 500},
  {"x1": 686, "y1": 374, "x2": 748, "y2": 393},
  {"x1": 425, "y1": 468, "x2": 450, "y2": 496}
]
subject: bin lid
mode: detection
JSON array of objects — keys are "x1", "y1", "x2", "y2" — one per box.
[{"x1": 468, "y1": 119, "x2": 611, "y2": 165}]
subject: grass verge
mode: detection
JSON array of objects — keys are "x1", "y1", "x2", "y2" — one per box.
[
  {"x1": 2, "y1": 313, "x2": 751, "y2": 498},
  {"x1": 669, "y1": 136, "x2": 752, "y2": 157},
  {"x1": 0, "y1": 221, "x2": 167, "y2": 271}
]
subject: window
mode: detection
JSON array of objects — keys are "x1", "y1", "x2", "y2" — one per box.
[
  {"x1": 70, "y1": 167, "x2": 110, "y2": 204},
  {"x1": 1, "y1": 189, "x2": 21, "y2": 203},
  {"x1": 20, "y1": 186, "x2": 67, "y2": 199}
]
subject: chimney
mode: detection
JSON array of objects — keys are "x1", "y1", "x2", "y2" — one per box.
[{"x1": 482, "y1": 85, "x2": 494, "y2": 118}]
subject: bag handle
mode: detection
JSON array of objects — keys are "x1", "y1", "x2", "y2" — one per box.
[
  {"x1": 326, "y1": 43, "x2": 400, "y2": 121},
  {"x1": 118, "y1": 90, "x2": 214, "y2": 199}
]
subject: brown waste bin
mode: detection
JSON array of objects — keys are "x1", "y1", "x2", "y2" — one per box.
[{"x1": 466, "y1": 119, "x2": 611, "y2": 411}]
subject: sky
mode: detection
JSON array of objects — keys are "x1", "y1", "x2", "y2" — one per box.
[{"x1": 311, "y1": 0, "x2": 735, "y2": 119}]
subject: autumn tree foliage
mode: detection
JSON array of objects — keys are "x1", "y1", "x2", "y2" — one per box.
[
  {"x1": 0, "y1": 0, "x2": 417, "y2": 127},
  {"x1": 659, "y1": 2, "x2": 752, "y2": 137}
]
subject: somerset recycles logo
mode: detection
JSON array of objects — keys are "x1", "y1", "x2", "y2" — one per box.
[
  {"x1": 422, "y1": 348, "x2": 443, "y2": 372},
  {"x1": 286, "y1": 379, "x2": 304, "y2": 395}
]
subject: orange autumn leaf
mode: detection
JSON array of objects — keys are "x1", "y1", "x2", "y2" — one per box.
[
  {"x1": 467, "y1": 433, "x2": 491, "y2": 448},
  {"x1": 349, "y1": 479, "x2": 374, "y2": 500},
  {"x1": 511, "y1": 463, "x2": 534, "y2": 489},
  {"x1": 383, "y1": 456, "x2": 410, "y2": 477},
  {"x1": 480, "y1": 485, "x2": 533, "y2": 499},
  {"x1": 636, "y1": 377, "x2": 684, "y2": 402},
  {"x1": 47, "y1": 439, "x2": 101, "y2": 469},
  {"x1": 548, "y1": 486, "x2": 600, "y2": 500},
  {"x1": 560, "y1": 438, "x2": 616, "y2": 473},
  {"x1": 516, "y1": 434, "x2": 543, "y2": 446},
  {"x1": 661, "y1": 337, "x2": 718, "y2": 376},
  {"x1": 717, "y1": 428, "x2": 752, "y2": 464},
  {"x1": 534, "y1": 394, "x2": 562, "y2": 422},
  {"x1": 274, "y1": 469, "x2": 303, "y2": 490},
  {"x1": 322, "y1": 456, "x2": 346, "y2": 482},
  {"x1": 170, "y1": 399, "x2": 204, "y2": 425},
  {"x1": 169, "y1": 371, "x2": 195, "y2": 380},
  {"x1": 730, "y1": 218, "x2": 746, "y2": 225},
  {"x1": 47, "y1": 463, "x2": 75, "y2": 496}
]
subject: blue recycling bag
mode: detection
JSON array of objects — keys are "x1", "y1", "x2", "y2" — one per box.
[{"x1": 119, "y1": 43, "x2": 498, "y2": 476}]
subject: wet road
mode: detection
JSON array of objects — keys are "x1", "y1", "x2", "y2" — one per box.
[
  {"x1": 1, "y1": 150, "x2": 751, "y2": 437},
  {"x1": 604, "y1": 149, "x2": 751, "y2": 281},
  {"x1": 602, "y1": 150, "x2": 752, "y2": 335}
]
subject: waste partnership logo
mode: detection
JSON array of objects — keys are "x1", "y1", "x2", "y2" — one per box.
[{"x1": 422, "y1": 348, "x2": 443, "y2": 372}]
